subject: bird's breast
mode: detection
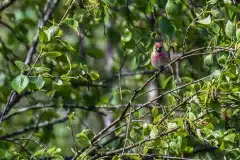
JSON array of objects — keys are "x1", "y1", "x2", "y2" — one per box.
[{"x1": 151, "y1": 52, "x2": 162, "y2": 69}]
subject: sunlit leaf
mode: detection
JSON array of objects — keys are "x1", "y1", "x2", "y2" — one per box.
[
  {"x1": 42, "y1": 51, "x2": 62, "y2": 58},
  {"x1": 76, "y1": 133, "x2": 91, "y2": 147},
  {"x1": 197, "y1": 15, "x2": 211, "y2": 25},
  {"x1": 225, "y1": 20, "x2": 235, "y2": 38},
  {"x1": 236, "y1": 28, "x2": 240, "y2": 41},
  {"x1": 65, "y1": 18, "x2": 79, "y2": 34},
  {"x1": 32, "y1": 149, "x2": 46, "y2": 158},
  {"x1": 29, "y1": 75, "x2": 45, "y2": 89},
  {"x1": 125, "y1": 154, "x2": 140, "y2": 160},
  {"x1": 204, "y1": 54, "x2": 213, "y2": 66},
  {"x1": 89, "y1": 71, "x2": 99, "y2": 80},
  {"x1": 121, "y1": 28, "x2": 132, "y2": 42},
  {"x1": 209, "y1": 0, "x2": 218, "y2": 4},
  {"x1": 34, "y1": 66, "x2": 51, "y2": 73},
  {"x1": 46, "y1": 26, "x2": 59, "y2": 41},
  {"x1": 39, "y1": 28, "x2": 49, "y2": 43},
  {"x1": 14, "y1": 60, "x2": 30, "y2": 71},
  {"x1": 223, "y1": 133, "x2": 236, "y2": 143},
  {"x1": 81, "y1": 129, "x2": 94, "y2": 140},
  {"x1": 11, "y1": 74, "x2": 29, "y2": 93}
]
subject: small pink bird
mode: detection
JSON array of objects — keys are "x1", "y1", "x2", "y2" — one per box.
[
  {"x1": 151, "y1": 37, "x2": 170, "y2": 71},
  {"x1": 151, "y1": 37, "x2": 182, "y2": 85}
]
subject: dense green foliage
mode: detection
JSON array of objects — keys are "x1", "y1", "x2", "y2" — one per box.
[{"x1": 0, "y1": 0, "x2": 240, "y2": 159}]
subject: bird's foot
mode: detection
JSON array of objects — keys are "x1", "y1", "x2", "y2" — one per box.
[{"x1": 160, "y1": 65, "x2": 165, "y2": 72}]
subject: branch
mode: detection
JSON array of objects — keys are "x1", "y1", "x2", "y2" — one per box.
[
  {"x1": 0, "y1": 0, "x2": 17, "y2": 12},
  {"x1": 0, "y1": 111, "x2": 70, "y2": 139},
  {"x1": 2, "y1": 103, "x2": 106, "y2": 122}
]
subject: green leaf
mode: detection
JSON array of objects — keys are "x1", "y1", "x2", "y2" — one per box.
[
  {"x1": 125, "y1": 154, "x2": 140, "y2": 160},
  {"x1": 76, "y1": 133, "x2": 91, "y2": 147},
  {"x1": 204, "y1": 54, "x2": 213, "y2": 66},
  {"x1": 52, "y1": 155, "x2": 64, "y2": 160},
  {"x1": 158, "y1": 18, "x2": 175, "y2": 38},
  {"x1": 142, "y1": 123, "x2": 152, "y2": 136},
  {"x1": 89, "y1": 71, "x2": 99, "y2": 80},
  {"x1": 210, "y1": 100, "x2": 221, "y2": 113},
  {"x1": 165, "y1": 0, "x2": 179, "y2": 18},
  {"x1": 167, "y1": 122, "x2": 177, "y2": 130},
  {"x1": 65, "y1": 18, "x2": 79, "y2": 33},
  {"x1": 47, "y1": 147, "x2": 61, "y2": 155},
  {"x1": 14, "y1": 60, "x2": 30, "y2": 71},
  {"x1": 151, "y1": 106, "x2": 159, "y2": 118},
  {"x1": 150, "y1": 126, "x2": 158, "y2": 139},
  {"x1": 4, "y1": 151, "x2": 13, "y2": 160},
  {"x1": 11, "y1": 74, "x2": 29, "y2": 93},
  {"x1": 197, "y1": 15, "x2": 211, "y2": 25},
  {"x1": 121, "y1": 28, "x2": 132, "y2": 42},
  {"x1": 81, "y1": 129, "x2": 94, "y2": 140},
  {"x1": 29, "y1": 75, "x2": 45, "y2": 89},
  {"x1": 224, "y1": 71, "x2": 236, "y2": 78},
  {"x1": 34, "y1": 66, "x2": 51, "y2": 73},
  {"x1": 188, "y1": 112, "x2": 196, "y2": 120},
  {"x1": 226, "y1": 4, "x2": 240, "y2": 13},
  {"x1": 224, "y1": 0, "x2": 232, "y2": 4},
  {"x1": 39, "y1": 28, "x2": 49, "y2": 43},
  {"x1": 32, "y1": 149, "x2": 46, "y2": 158},
  {"x1": 160, "y1": 141, "x2": 168, "y2": 148},
  {"x1": 58, "y1": 39, "x2": 76, "y2": 51},
  {"x1": 46, "y1": 26, "x2": 59, "y2": 41},
  {"x1": 225, "y1": 20, "x2": 235, "y2": 38},
  {"x1": 104, "y1": 6, "x2": 110, "y2": 25},
  {"x1": 211, "y1": 70, "x2": 221, "y2": 79},
  {"x1": 42, "y1": 51, "x2": 62, "y2": 58},
  {"x1": 211, "y1": 8, "x2": 221, "y2": 18},
  {"x1": 0, "y1": 149, "x2": 5, "y2": 159},
  {"x1": 54, "y1": 79, "x2": 63, "y2": 86},
  {"x1": 209, "y1": 0, "x2": 218, "y2": 4},
  {"x1": 112, "y1": 155, "x2": 121, "y2": 160},
  {"x1": 217, "y1": 55, "x2": 227, "y2": 66},
  {"x1": 236, "y1": 28, "x2": 240, "y2": 41},
  {"x1": 223, "y1": 133, "x2": 236, "y2": 143}
]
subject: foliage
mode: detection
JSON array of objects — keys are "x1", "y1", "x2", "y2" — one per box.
[{"x1": 0, "y1": 0, "x2": 240, "y2": 159}]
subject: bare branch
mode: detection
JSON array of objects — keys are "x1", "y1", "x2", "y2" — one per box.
[
  {"x1": 0, "y1": 0, "x2": 17, "y2": 12},
  {"x1": 3, "y1": 103, "x2": 106, "y2": 121},
  {"x1": 0, "y1": 111, "x2": 70, "y2": 139}
]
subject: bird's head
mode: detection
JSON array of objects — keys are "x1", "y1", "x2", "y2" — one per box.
[{"x1": 155, "y1": 36, "x2": 163, "y2": 52}]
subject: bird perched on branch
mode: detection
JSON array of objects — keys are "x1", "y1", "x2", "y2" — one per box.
[
  {"x1": 151, "y1": 36, "x2": 181, "y2": 85},
  {"x1": 151, "y1": 37, "x2": 170, "y2": 71}
]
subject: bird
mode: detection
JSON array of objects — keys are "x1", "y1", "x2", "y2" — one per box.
[
  {"x1": 151, "y1": 36, "x2": 181, "y2": 85},
  {"x1": 151, "y1": 37, "x2": 170, "y2": 72}
]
